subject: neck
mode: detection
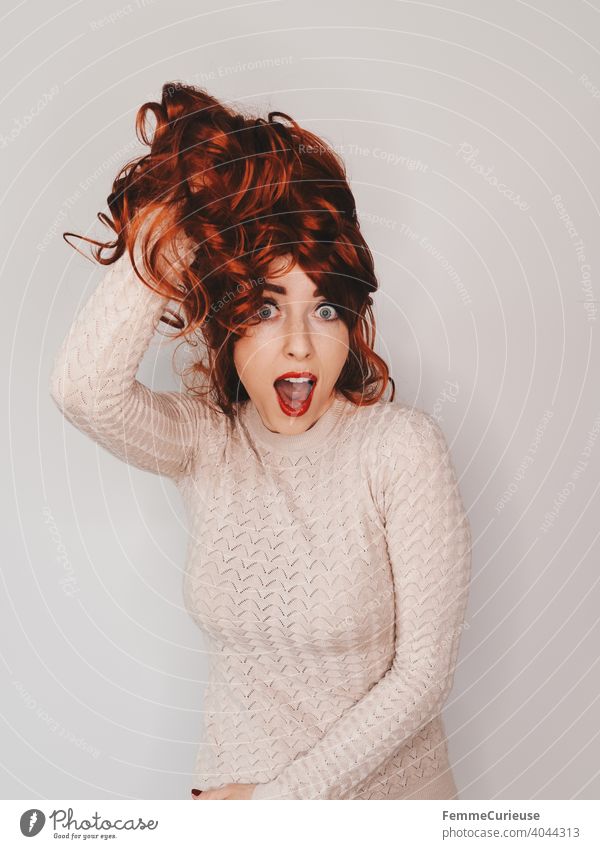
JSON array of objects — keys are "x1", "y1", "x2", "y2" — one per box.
[{"x1": 242, "y1": 391, "x2": 348, "y2": 454}]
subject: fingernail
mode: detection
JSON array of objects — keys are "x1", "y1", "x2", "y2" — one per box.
[{"x1": 191, "y1": 789, "x2": 202, "y2": 797}]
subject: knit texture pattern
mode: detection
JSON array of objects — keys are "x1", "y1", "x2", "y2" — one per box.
[{"x1": 49, "y1": 254, "x2": 472, "y2": 800}]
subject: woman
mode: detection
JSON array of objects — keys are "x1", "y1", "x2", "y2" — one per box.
[{"x1": 49, "y1": 83, "x2": 472, "y2": 800}]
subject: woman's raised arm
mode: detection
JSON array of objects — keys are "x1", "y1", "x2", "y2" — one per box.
[{"x1": 49, "y1": 250, "x2": 209, "y2": 481}]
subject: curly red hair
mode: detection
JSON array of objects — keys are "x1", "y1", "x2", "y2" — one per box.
[{"x1": 64, "y1": 81, "x2": 394, "y2": 418}]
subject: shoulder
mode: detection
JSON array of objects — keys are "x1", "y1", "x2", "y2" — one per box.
[
  {"x1": 360, "y1": 402, "x2": 460, "y2": 512},
  {"x1": 355, "y1": 398, "x2": 448, "y2": 461}
]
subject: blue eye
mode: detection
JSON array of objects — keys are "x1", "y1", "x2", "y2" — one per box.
[
  {"x1": 316, "y1": 302, "x2": 339, "y2": 321},
  {"x1": 257, "y1": 300, "x2": 278, "y2": 320},
  {"x1": 256, "y1": 299, "x2": 339, "y2": 321}
]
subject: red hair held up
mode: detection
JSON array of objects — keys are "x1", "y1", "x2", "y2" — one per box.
[{"x1": 64, "y1": 82, "x2": 394, "y2": 418}]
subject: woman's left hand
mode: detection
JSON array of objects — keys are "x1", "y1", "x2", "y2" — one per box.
[{"x1": 191, "y1": 783, "x2": 257, "y2": 800}]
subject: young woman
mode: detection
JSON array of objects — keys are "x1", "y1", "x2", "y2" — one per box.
[{"x1": 49, "y1": 83, "x2": 472, "y2": 800}]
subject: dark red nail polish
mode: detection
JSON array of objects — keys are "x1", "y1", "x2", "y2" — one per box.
[{"x1": 191, "y1": 788, "x2": 202, "y2": 797}]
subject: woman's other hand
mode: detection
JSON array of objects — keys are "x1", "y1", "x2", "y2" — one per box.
[{"x1": 191, "y1": 783, "x2": 257, "y2": 800}]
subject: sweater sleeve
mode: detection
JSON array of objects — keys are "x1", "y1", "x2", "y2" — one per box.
[
  {"x1": 251, "y1": 409, "x2": 472, "y2": 800},
  {"x1": 49, "y1": 252, "x2": 209, "y2": 481}
]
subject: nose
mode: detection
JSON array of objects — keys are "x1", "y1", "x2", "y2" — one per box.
[{"x1": 282, "y1": 316, "x2": 314, "y2": 360}]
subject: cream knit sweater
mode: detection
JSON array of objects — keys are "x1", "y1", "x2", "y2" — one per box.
[{"x1": 49, "y1": 254, "x2": 472, "y2": 800}]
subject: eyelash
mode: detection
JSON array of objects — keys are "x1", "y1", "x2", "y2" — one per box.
[{"x1": 258, "y1": 298, "x2": 340, "y2": 321}]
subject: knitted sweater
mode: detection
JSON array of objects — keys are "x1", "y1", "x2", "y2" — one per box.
[{"x1": 49, "y1": 254, "x2": 472, "y2": 800}]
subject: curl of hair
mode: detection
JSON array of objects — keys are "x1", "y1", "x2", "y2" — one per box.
[{"x1": 63, "y1": 81, "x2": 394, "y2": 418}]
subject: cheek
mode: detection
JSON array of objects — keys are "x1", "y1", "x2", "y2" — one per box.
[
  {"x1": 233, "y1": 331, "x2": 270, "y2": 377},
  {"x1": 320, "y1": 323, "x2": 350, "y2": 363}
]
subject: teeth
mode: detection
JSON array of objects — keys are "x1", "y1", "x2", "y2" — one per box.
[{"x1": 282, "y1": 376, "x2": 313, "y2": 383}]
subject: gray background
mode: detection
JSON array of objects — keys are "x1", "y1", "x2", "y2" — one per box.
[{"x1": 2, "y1": 0, "x2": 599, "y2": 800}]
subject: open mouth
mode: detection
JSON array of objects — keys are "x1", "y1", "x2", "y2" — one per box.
[{"x1": 273, "y1": 372, "x2": 317, "y2": 416}]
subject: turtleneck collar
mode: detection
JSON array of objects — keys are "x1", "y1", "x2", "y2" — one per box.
[{"x1": 241, "y1": 391, "x2": 349, "y2": 454}]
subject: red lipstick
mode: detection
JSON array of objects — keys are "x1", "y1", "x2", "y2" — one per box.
[{"x1": 273, "y1": 371, "x2": 317, "y2": 417}]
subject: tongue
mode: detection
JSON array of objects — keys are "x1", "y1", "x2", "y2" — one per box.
[{"x1": 274, "y1": 379, "x2": 313, "y2": 410}]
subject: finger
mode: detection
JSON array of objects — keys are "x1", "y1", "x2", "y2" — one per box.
[
  {"x1": 206, "y1": 786, "x2": 232, "y2": 800},
  {"x1": 194, "y1": 785, "x2": 231, "y2": 800}
]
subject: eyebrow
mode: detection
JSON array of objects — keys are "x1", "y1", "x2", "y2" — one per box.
[{"x1": 262, "y1": 282, "x2": 324, "y2": 297}]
